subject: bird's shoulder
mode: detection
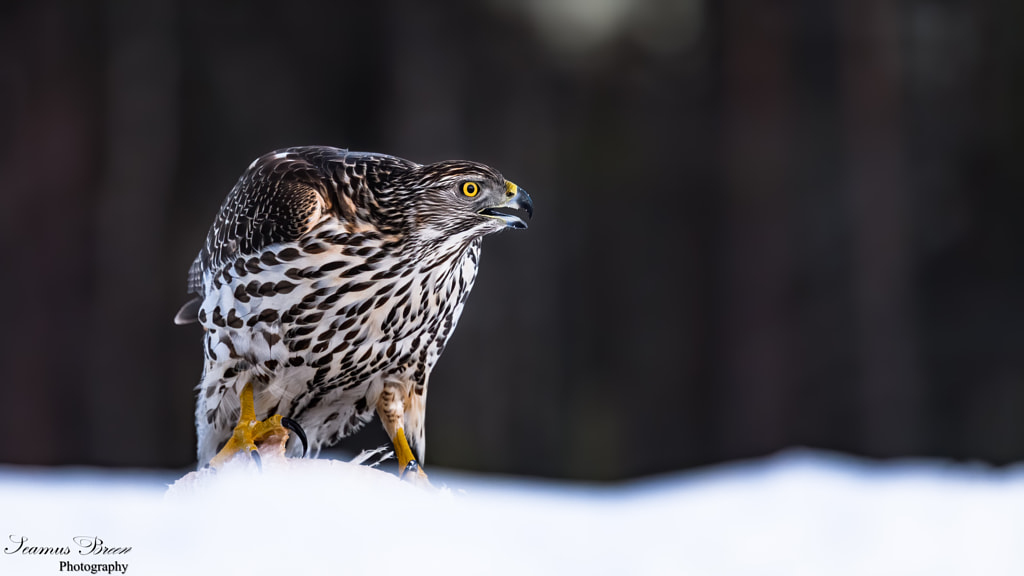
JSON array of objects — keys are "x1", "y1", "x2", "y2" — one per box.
[
  {"x1": 176, "y1": 147, "x2": 420, "y2": 324},
  {"x1": 187, "y1": 147, "x2": 415, "y2": 290}
]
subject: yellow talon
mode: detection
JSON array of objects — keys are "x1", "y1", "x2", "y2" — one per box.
[
  {"x1": 393, "y1": 427, "x2": 416, "y2": 471},
  {"x1": 209, "y1": 383, "x2": 289, "y2": 469},
  {"x1": 392, "y1": 427, "x2": 430, "y2": 483}
]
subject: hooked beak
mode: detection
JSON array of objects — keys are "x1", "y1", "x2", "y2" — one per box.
[{"x1": 479, "y1": 181, "x2": 534, "y2": 229}]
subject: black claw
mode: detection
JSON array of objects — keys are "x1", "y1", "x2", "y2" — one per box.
[
  {"x1": 281, "y1": 417, "x2": 308, "y2": 457},
  {"x1": 250, "y1": 448, "x2": 263, "y2": 473},
  {"x1": 401, "y1": 460, "x2": 421, "y2": 478}
]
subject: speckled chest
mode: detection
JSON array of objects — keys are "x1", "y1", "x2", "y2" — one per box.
[{"x1": 197, "y1": 225, "x2": 482, "y2": 422}]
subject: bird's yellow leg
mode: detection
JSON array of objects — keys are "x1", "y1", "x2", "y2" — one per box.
[
  {"x1": 392, "y1": 427, "x2": 417, "y2": 471},
  {"x1": 391, "y1": 427, "x2": 428, "y2": 482},
  {"x1": 209, "y1": 382, "x2": 288, "y2": 469},
  {"x1": 376, "y1": 387, "x2": 428, "y2": 482}
]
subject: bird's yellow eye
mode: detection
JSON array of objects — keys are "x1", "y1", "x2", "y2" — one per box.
[{"x1": 462, "y1": 181, "x2": 480, "y2": 197}]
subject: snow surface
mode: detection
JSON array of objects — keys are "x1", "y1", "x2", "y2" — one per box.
[{"x1": 1, "y1": 449, "x2": 1023, "y2": 575}]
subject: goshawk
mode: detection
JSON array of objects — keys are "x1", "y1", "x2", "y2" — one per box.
[{"x1": 175, "y1": 146, "x2": 532, "y2": 476}]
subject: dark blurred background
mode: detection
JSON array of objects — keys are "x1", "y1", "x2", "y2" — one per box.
[{"x1": 1, "y1": 0, "x2": 1022, "y2": 480}]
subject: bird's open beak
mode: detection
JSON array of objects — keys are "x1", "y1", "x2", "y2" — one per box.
[{"x1": 479, "y1": 181, "x2": 534, "y2": 229}]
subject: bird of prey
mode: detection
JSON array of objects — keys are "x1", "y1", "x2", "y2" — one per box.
[{"x1": 175, "y1": 146, "x2": 532, "y2": 477}]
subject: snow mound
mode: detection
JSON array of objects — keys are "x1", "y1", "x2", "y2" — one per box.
[{"x1": 2, "y1": 449, "x2": 1024, "y2": 575}]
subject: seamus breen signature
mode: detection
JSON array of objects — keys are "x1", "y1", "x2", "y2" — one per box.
[{"x1": 4, "y1": 535, "x2": 131, "y2": 555}]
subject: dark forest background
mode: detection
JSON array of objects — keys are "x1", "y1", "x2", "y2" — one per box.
[{"x1": 1, "y1": 0, "x2": 1022, "y2": 480}]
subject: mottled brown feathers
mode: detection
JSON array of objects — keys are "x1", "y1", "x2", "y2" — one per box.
[{"x1": 180, "y1": 145, "x2": 531, "y2": 467}]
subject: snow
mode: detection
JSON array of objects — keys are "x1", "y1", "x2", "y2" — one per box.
[{"x1": 2, "y1": 449, "x2": 1023, "y2": 575}]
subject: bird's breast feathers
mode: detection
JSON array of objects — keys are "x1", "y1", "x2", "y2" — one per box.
[{"x1": 195, "y1": 222, "x2": 481, "y2": 421}]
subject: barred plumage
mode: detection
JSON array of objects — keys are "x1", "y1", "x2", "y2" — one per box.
[{"x1": 176, "y1": 146, "x2": 532, "y2": 467}]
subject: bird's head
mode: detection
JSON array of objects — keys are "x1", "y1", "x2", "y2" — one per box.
[{"x1": 384, "y1": 160, "x2": 533, "y2": 244}]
